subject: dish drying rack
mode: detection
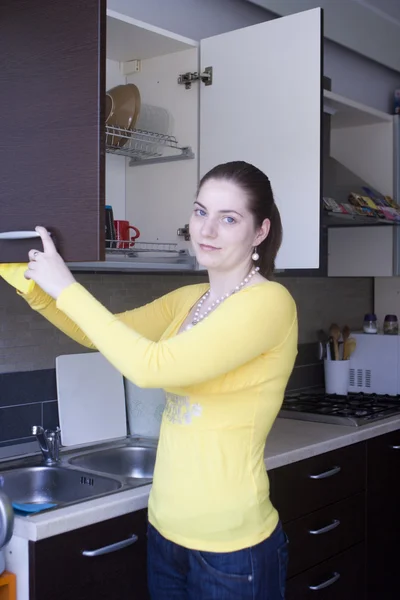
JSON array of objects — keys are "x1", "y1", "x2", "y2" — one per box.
[
  {"x1": 106, "y1": 240, "x2": 186, "y2": 255},
  {"x1": 104, "y1": 240, "x2": 196, "y2": 270},
  {"x1": 105, "y1": 125, "x2": 195, "y2": 166}
]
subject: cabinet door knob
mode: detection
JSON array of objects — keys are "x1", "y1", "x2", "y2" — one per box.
[
  {"x1": 82, "y1": 534, "x2": 138, "y2": 557},
  {"x1": 309, "y1": 519, "x2": 340, "y2": 535},
  {"x1": 309, "y1": 465, "x2": 341, "y2": 480},
  {"x1": 0, "y1": 231, "x2": 41, "y2": 240},
  {"x1": 308, "y1": 572, "x2": 340, "y2": 591}
]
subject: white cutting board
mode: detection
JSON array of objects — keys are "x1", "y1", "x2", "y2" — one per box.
[{"x1": 56, "y1": 352, "x2": 127, "y2": 446}]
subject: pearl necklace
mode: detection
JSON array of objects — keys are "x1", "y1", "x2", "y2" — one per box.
[{"x1": 185, "y1": 266, "x2": 260, "y2": 331}]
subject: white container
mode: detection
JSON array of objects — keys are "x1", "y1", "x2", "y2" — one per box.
[
  {"x1": 124, "y1": 379, "x2": 166, "y2": 438},
  {"x1": 348, "y1": 332, "x2": 399, "y2": 395},
  {"x1": 324, "y1": 359, "x2": 350, "y2": 396}
]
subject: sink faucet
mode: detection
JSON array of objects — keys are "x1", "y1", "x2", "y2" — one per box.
[{"x1": 32, "y1": 426, "x2": 61, "y2": 465}]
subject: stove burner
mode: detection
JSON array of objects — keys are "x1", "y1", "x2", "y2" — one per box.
[{"x1": 281, "y1": 391, "x2": 400, "y2": 427}]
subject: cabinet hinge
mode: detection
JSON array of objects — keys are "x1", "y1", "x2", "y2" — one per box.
[
  {"x1": 177, "y1": 67, "x2": 213, "y2": 90},
  {"x1": 177, "y1": 224, "x2": 190, "y2": 241}
]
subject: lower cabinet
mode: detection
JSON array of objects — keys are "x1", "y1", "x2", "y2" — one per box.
[
  {"x1": 27, "y1": 430, "x2": 400, "y2": 599},
  {"x1": 269, "y1": 441, "x2": 367, "y2": 600},
  {"x1": 270, "y1": 430, "x2": 400, "y2": 600},
  {"x1": 366, "y1": 430, "x2": 400, "y2": 600},
  {"x1": 29, "y1": 509, "x2": 150, "y2": 600},
  {"x1": 286, "y1": 543, "x2": 365, "y2": 600}
]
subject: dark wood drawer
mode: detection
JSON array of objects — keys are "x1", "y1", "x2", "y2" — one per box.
[
  {"x1": 286, "y1": 493, "x2": 365, "y2": 577},
  {"x1": 366, "y1": 431, "x2": 400, "y2": 600},
  {"x1": 367, "y1": 429, "x2": 400, "y2": 492},
  {"x1": 29, "y1": 509, "x2": 150, "y2": 600},
  {"x1": 366, "y1": 490, "x2": 399, "y2": 600},
  {"x1": 270, "y1": 442, "x2": 366, "y2": 522},
  {"x1": 286, "y1": 543, "x2": 365, "y2": 600}
]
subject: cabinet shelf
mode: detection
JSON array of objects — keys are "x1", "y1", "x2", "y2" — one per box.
[
  {"x1": 105, "y1": 125, "x2": 195, "y2": 166},
  {"x1": 323, "y1": 212, "x2": 399, "y2": 228},
  {"x1": 68, "y1": 241, "x2": 197, "y2": 272}
]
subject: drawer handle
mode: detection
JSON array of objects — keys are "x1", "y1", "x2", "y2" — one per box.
[
  {"x1": 390, "y1": 445, "x2": 400, "y2": 450},
  {"x1": 0, "y1": 231, "x2": 41, "y2": 240},
  {"x1": 82, "y1": 534, "x2": 138, "y2": 557},
  {"x1": 309, "y1": 465, "x2": 341, "y2": 480},
  {"x1": 309, "y1": 519, "x2": 340, "y2": 535},
  {"x1": 309, "y1": 572, "x2": 340, "y2": 591}
]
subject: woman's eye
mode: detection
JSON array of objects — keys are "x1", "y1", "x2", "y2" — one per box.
[
  {"x1": 223, "y1": 216, "x2": 236, "y2": 224},
  {"x1": 195, "y1": 208, "x2": 207, "y2": 217}
]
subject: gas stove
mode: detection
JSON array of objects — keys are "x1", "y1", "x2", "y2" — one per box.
[{"x1": 279, "y1": 391, "x2": 400, "y2": 427}]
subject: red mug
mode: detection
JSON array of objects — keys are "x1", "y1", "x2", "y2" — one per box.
[{"x1": 114, "y1": 220, "x2": 140, "y2": 249}]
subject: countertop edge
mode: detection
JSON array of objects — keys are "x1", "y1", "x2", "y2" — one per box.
[
  {"x1": 10, "y1": 415, "x2": 400, "y2": 542},
  {"x1": 265, "y1": 415, "x2": 400, "y2": 470},
  {"x1": 12, "y1": 485, "x2": 152, "y2": 541}
]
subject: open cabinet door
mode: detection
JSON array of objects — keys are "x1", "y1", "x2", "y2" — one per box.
[
  {"x1": 200, "y1": 9, "x2": 322, "y2": 270},
  {"x1": 0, "y1": 0, "x2": 105, "y2": 263}
]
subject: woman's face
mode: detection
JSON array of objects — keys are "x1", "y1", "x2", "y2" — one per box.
[{"x1": 189, "y1": 178, "x2": 269, "y2": 272}]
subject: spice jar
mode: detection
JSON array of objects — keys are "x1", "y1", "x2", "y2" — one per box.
[
  {"x1": 383, "y1": 314, "x2": 399, "y2": 335},
  {"x1": 363, "y1": 313, "x2": 378, "y2": 334}
]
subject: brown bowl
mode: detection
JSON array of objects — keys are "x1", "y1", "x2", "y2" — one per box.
[
  {"x1": 106, "y1": 84, "x2": 141, "y2": 148},
  {"x1": 105, "y1": 94, "x2": 114, "y2": 122}
]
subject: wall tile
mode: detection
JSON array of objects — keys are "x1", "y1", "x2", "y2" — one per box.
[
  {"x1": 0, "y1": 273, "x2": 372, "y2": 373},
  {"x1": 287, "y1": 364, "x2": 324, "y2": 392},
  {"x1": 43, "y1": 400, "x2": 59, "y2": 431},
  {"x1": 0, "y1": 404, "x2": 41, "y2": 443},
  {"x1": 0, "y1": 369, "x2": 56, "y2": 408}
]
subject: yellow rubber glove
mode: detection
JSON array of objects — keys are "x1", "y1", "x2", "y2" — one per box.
[{"x1": 0, "y1": 263, "x2": 35, "y2": 295}]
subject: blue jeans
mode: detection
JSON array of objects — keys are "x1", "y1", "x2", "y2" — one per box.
[{"x1": 147, "y1": 522, "x2": 289, "y2": 600}]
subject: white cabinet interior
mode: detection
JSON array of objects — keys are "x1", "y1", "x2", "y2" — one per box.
[
  {"x1": 325, "y1": 91, "x2": 396, "y2": 277},
  {"x1": 103, "y1": 8, "x2": 323, "y2": 271}
]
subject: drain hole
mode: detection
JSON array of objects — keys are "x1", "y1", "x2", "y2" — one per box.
[{"x1": 80, "y1": 476, "x2": 94, "y2": 486}]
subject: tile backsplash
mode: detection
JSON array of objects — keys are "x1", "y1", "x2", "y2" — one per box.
[
  {"x1": 0, "y1": 273, "x2": 373, "y2": 446},
  {"x1": 0, "y1": 272, "x2": 373, "y2": 372}
]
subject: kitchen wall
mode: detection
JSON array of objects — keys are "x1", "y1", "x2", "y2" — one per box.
[
  {"x1": 0, "y1": 0, "x2": 386, "y2": 446},
  {"x1": 0, "y1": 274, "x2": 373, "y2": 372},
  {"x1": 0, "y1": 273, "x2": 373, "y2": 446}
]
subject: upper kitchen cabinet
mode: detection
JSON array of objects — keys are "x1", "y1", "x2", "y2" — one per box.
[
  {"x1": 98, "y1": 8, "x2": 323, "y2": 272},
  {"x1": 324, "y1": 92, "x2": 396, "y2": 277},
  {"x1": 0, "y1": 0, "x2": 106, "y2": 263},
  {"x1": 1, "y1": 4, "x2": 323, "y2": 269}
]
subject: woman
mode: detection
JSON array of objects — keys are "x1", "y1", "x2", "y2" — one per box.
[{"x1": 0, "y1": 161, "x2": 297, "y2": 599}]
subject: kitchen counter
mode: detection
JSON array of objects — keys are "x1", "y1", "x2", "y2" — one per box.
[
  {"x1": 264, "y1": 413, "x2": 400, "y2": 469},
  {"x1": 8, "y1": 413, "x2": 400, "y2": 542}
]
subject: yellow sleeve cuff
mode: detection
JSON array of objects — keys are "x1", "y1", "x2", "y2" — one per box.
[{"x1": 0, "y1": 263, "x2": 35, "y2": 295}]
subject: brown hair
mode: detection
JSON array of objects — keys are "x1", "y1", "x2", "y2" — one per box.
[{"x1": 198, "y1": 161, "x2": 283, "y2": 278}]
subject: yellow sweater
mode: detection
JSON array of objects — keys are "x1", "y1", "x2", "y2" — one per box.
[{"x1": 0, "y1": 267, "x2": 297, "y2": 552}]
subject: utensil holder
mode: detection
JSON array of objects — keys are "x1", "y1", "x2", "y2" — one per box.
[{"x1": 324, "y1": 359, "x2": 350, "y2": 396}]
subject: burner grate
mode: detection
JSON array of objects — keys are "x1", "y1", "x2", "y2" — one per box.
[{"x1": 280, "y1": 391, "x2": 400, "y2": 427}]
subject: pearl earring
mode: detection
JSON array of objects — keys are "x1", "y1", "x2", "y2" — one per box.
[{"x1": 252, "y1": 247, "x2": 259, "y2": 262}]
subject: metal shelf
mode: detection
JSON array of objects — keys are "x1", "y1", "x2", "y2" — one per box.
[
  {"x1": 68, "y1": 240, "x2": 197, "y2": 272},
  {"x1": 105, "y1": 125, "x2": 195, "y2": 166},
  {"x1": 105, "y1": 240, "x2": 185, "y2": 254}
]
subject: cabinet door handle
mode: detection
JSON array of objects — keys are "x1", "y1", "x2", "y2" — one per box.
[
  {"x1": 309, "y1": 465, "x2": 341, "y2": 480},
  {"x1": 309, "y1": 519, "x2": 340, "y2": 535},
  {"x1": 308, "y1": 572, "x2": 340, "y2": 591},
  {"x1": 0, "y1": 231, "x2": 41, "y2": 240},
  {"x1": 390, "y1": 445, "x2": 400, "y2": 450},
  {"x1": 82, "y1": 534, "x2": 138, "y2": 557}
]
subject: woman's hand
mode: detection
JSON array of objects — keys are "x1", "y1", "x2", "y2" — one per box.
[{"x1": 24, "y1": 226, "x2": 76, "y2": 299}]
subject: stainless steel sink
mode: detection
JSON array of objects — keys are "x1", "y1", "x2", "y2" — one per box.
[
  {"x1": 0, "y1": 466, "x2": 121, "y2": 506},
  {"x1": 68, "y1": 445, "x2": 157, "y2": 479}
]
